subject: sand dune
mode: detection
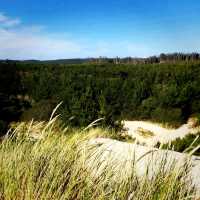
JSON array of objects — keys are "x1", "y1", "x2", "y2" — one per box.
[{"x1": 123, "y1": 121, "x2": 200, "y2": 146}]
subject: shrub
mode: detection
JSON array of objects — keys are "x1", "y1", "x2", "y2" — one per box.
[
  {"x1": 151, "y1": 107, "x2": 183, "y2": 125},
  {"x1": 160, "y1": 133, "x2": 200, "y2": 156}
]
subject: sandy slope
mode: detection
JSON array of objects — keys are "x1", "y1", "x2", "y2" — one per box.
[
  {"x1": 87, "y1": 138, "x2": 200, "y2": 197},
  {"x1": 123, "y1": 121, "x2": 200, "y2": 146}
]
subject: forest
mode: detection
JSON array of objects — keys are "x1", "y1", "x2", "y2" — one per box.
[{"x1": 0, "y1": 57, "x2": 200, "y2": 135}]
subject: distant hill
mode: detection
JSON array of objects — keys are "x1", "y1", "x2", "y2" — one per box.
[
  {"x1": 41, "y1": 58, "x2": 91, "y2": 64},
  {"x1": 0, "y1": 58, "x2": 90, "y2": 65}
]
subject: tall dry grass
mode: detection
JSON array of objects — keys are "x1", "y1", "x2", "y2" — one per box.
[{"x1": 0, "y1": 116, "x2": 197, "y2": 200}]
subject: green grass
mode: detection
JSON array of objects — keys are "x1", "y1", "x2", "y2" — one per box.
[
  {"x1": 159, "y1": 133, "x2": 200, "y2": 156},
  {"x1": 0, "y1": 117, "x2": 197, "y2": 200}
]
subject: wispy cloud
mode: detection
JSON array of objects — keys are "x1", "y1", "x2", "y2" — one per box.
[
  {"x1": 0, "y1": 13, "x2": 21, "y2": 27},
  {"x1": 0, "y1": 12, "x2": 161, "y2": 60},
  {"x1": 0, "y1": 28, "x2": 84, "y2": 60},
  {"x1": 0, "y1": 12, "x2": 85, "y2": 60}
]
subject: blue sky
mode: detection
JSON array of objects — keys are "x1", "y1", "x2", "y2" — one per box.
[{"x1": 0, "y1": 0, "x2": 200, "y2": 60}]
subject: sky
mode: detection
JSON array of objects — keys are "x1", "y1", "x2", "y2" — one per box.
[{"x1": 0, "y1": 0, "x2": 200, "y2": 60}]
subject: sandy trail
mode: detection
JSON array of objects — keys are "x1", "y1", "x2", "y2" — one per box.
[{"x1": 123, "y1": 121, "x2": 200, "y2": 146}]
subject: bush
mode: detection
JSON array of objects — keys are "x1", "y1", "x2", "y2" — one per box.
[
  {"x1": 188, "y1": 114, "x2": 200, "y2": 127},
  {"x1": 160, "y1": 133, "x2": 200, "y2": 156},
  {"x1": 151, "y1": 107, "x2": 183, "y2": 125},
  {"x1": 0, "y1": 120, "x2": 7, "y2": 136},
  {"x1": 20, "y1": 100, "x2": 56, "y2": 121}
]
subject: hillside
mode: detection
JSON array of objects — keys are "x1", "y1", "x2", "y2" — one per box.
[{"x1": 1, "y1": 60, "x2": 200, "y2": 135}]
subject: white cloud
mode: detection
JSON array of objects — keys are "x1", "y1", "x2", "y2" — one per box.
[
  {"x1": 0, "y1": 28, "x2": 83, "y2": 60},
  {"x1": 0, "y1": 12, "x2": 85, "y2": 60},
  {"x1": 0, "y1": 12, "x2": 199, "y2": 60},
  {"x1": 0, "y1": 26, "x2": 156, "y2": 60},
  {"x1": 0, "y1": 12, "x2": 163, "y2": 60},
  {"x1": 0, "y1": 13, "x2": 21, "y2": 27}
]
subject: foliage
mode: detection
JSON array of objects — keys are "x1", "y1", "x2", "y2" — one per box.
[
  {"x1": 0, "y1": 61, "x2": 25, "y2": 135},
  {"x1": 1, "y1": 60, "x2": 200, "y2": 132},
  {"x1": 159, "y1": 132, "x2": 200, "y2": 156}
]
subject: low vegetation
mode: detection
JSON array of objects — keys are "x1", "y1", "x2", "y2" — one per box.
[
  {"x1": 136, "y1": 127, "x2": 155, "y2": 138},
  {"x1": 0, "y1": 118, "x2": 198, "y2": 199},
  {"x1": 159, "y1": 132, "x2": 200, "y2": 156}
]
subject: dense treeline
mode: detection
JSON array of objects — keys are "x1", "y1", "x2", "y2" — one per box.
[
  {"x1": 1, "y1": 53, "x2": 200, "y2": 65},
  {"x1": 0, "y1": 60, "x2": 200, "y2": 133},
  {"x1": 90, "y1": 53, "x2": 200, "y2": 64}
]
